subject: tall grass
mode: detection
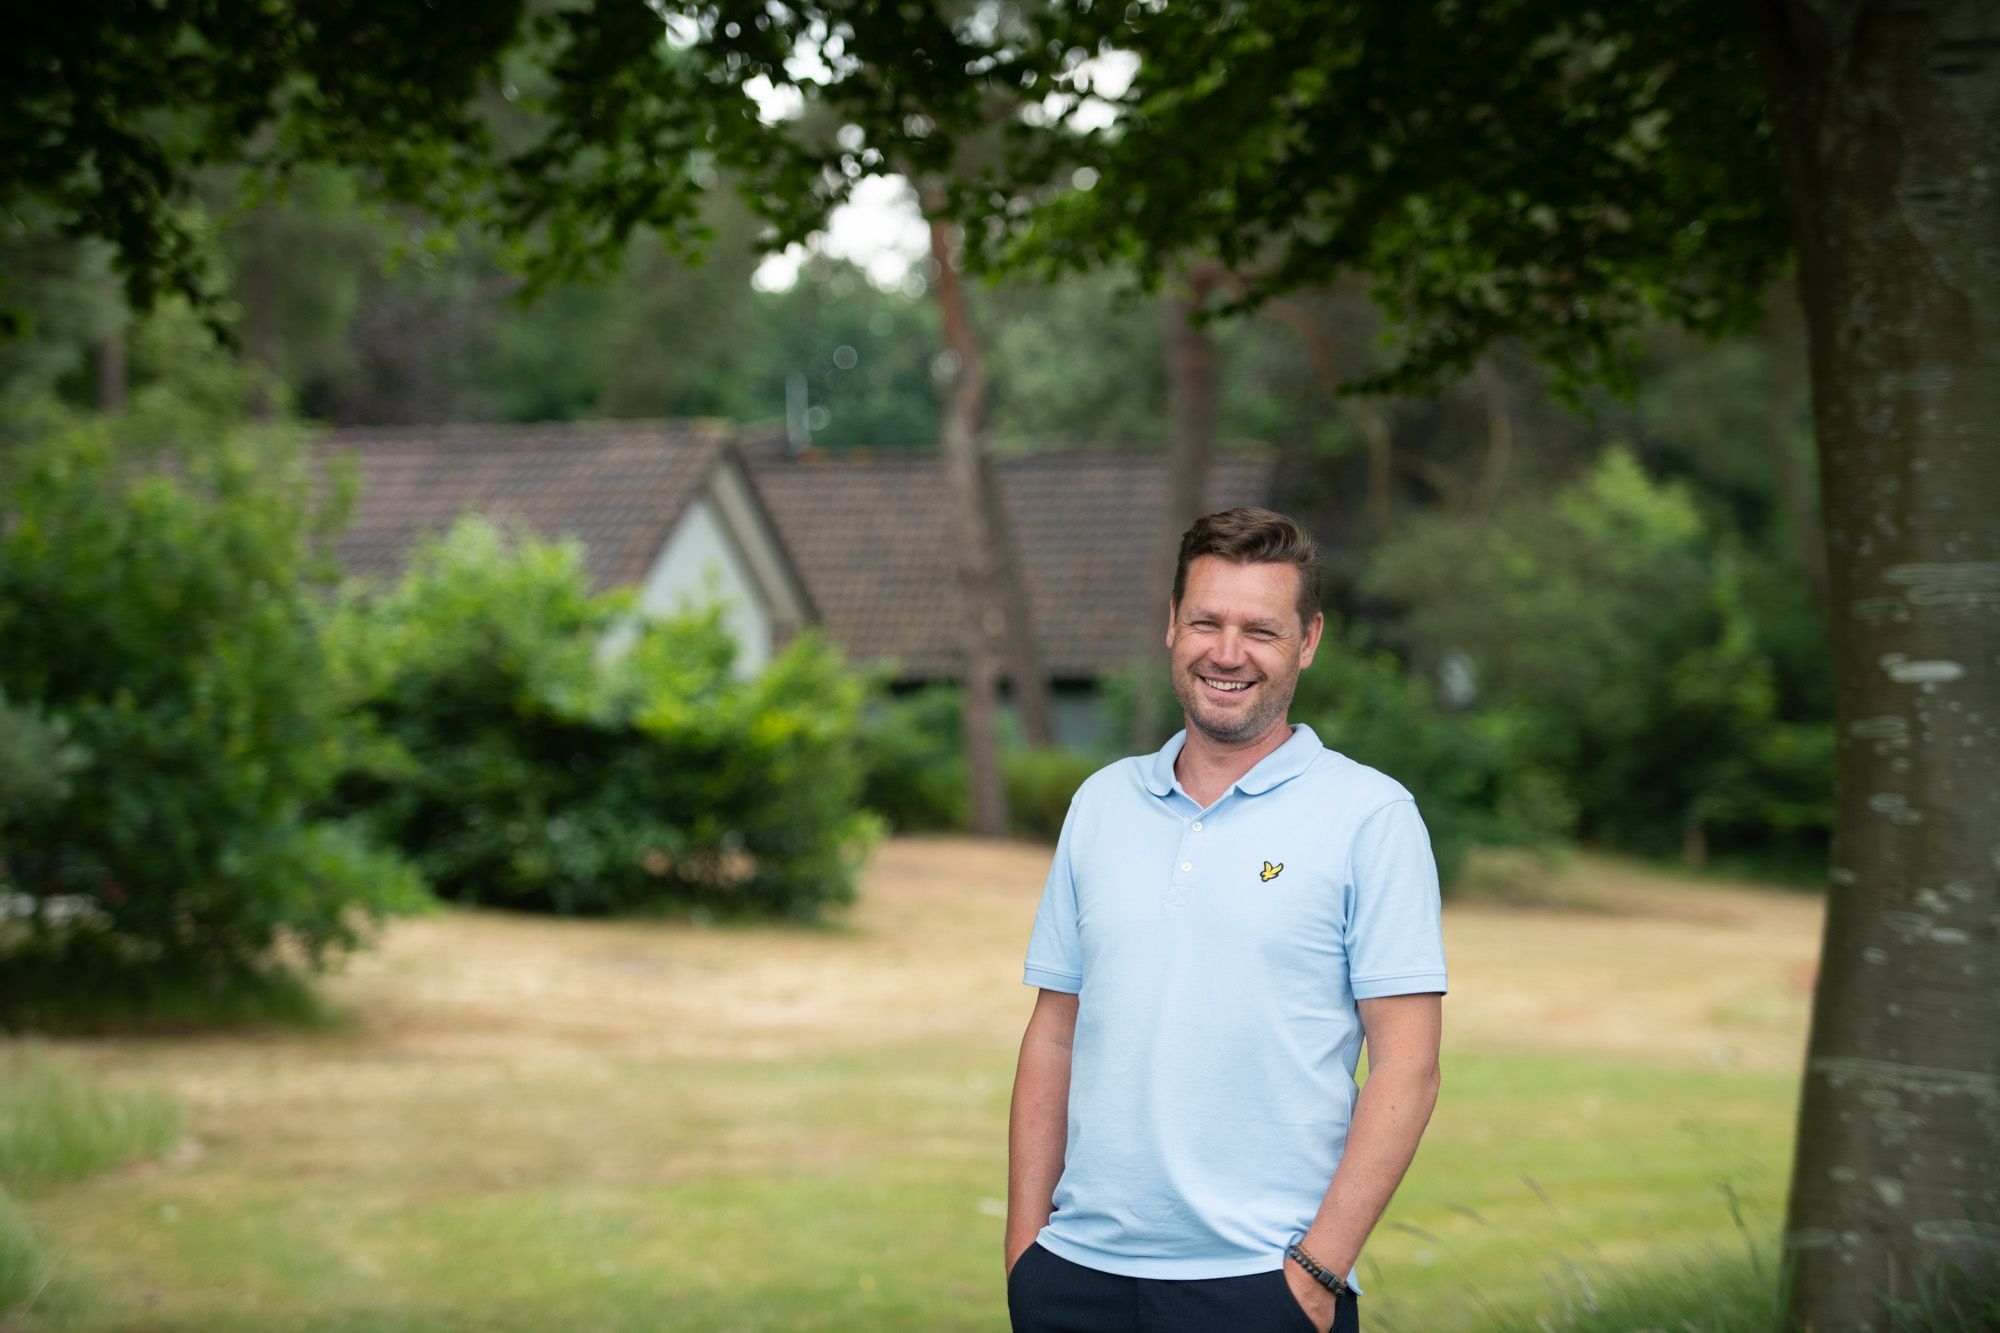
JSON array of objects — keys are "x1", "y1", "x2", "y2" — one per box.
[
  {"x1": 0, "y1": 1187, "x2": 46, "y2": 1314},
  {"x1": 1480, "y1": 1217, "x2": 1999, "y2": 1333},
  {"x1": 1883, "y1": 1256, "x2": 2000, "y2": 1333},
  {"x1": 0, "y1": 1043, "x2": 184, "y2": 1194},
  {"x1": 1482, "y1": 1242, "x2": 1781, "y2": 1332}
]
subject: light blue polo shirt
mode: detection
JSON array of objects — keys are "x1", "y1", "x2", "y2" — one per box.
[{"x1": 1023, "y1": 724, "x2": 1448, "y2": 1281}]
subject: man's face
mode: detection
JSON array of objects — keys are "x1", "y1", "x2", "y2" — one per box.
[{"x1": 1166, "y1": 555, "x2": 1323, "y2": 747}]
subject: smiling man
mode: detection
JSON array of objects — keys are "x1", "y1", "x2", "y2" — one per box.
[{"x1": 1006, "y1": 508, "x2": 1447, "y2": 1333}]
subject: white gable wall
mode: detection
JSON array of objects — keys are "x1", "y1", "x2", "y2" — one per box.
[{"x1": 619, "y1": 492, "x2": 777, "y2": 674}]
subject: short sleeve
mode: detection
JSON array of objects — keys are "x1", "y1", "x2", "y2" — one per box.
[
  {"x1": 1345, "y1": 798, "x2": 1448, "y2": 999},
  {"x1": 1023, "y1": 800, "x2": 1084, "y2": 993}
]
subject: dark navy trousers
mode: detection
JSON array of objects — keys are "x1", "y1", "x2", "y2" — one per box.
[{"x1": 1008, "y1": 1243, "x2": 1360, "y2": 1333}]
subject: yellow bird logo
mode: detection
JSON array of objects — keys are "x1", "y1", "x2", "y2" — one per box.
[{"x1": 1260, "y1": 861, "x2": 1284, "y2": 882}]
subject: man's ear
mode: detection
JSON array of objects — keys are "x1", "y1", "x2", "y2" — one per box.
[
  {"x1": 1298, "y1": 611, "x2": 1325, "y2": 670},
  {"x1": 1164, "y1": 599, "x2": 1179, "y2": 648}
]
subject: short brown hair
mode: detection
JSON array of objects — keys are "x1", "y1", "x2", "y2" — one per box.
[{"x1": 1172, "y1": 507, "x2": 1323, "y2": 628}]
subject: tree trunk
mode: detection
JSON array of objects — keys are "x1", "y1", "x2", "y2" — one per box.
[
  {"x1": 1471, "y1": 359, "x2": 1513, "y2": 516},
  {"x1": 1263, "y1": 294, "x2": 1396, "y2": 534},
  {"x1": 1162, "y1": 268, "x2": 1222, "y2": 540},
  {"x1": 929, "y1": 215, "x2": 1029, "y2": 834},
  {"x1": 990, "y1": 470, "x2": 1056, "y2": 748},
  {"x1": 95, "y1": 328, "x2": 126, "y2": 415},
  {"x1": 925, "y1": 213, "x2": 1053, "y2": 757},
  {"x1": 238, "y1": 203, "x2": 283, "y2": 421},
  {"x1": 1132, "y1": 266, "x2": 1224, "y2": 749},
  {"x1": 1763, "y1": 276, "x2": 1830, "y2": 614},
  {"x1": 1756, "y1": 4, "x2": 2000, "y2": 1329}
]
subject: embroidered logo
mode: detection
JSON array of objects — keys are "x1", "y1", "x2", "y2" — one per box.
[{"x1": 1260, "y1": 860, "x2": 1284, "y2": 882}]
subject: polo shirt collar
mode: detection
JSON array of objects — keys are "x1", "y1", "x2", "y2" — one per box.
[{"x1": 1142, "y1": 723, "x2": 1324, "y2": 798}]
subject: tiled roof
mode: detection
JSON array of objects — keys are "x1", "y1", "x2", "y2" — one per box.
[
  {"x1": 747, "y1": 448, "x2": 1274, "y2": 679},
  {"x1": 314, "y1": 420, "x2": 730, "y2": 590}
]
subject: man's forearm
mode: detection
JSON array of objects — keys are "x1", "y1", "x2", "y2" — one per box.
[
  {"x1": 1296, "y1": 1056, "x2": 1441, "y2": 1277},
  {"x1": 1005, "y1": 995, "x2": 1076, "y2": 1269}
]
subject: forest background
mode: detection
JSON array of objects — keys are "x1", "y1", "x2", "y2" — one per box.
[{"x1": 1, "y1": 150, "x2": 1839, "y2": 875}]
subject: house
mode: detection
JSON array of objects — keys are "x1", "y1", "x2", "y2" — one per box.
[
  {"x1": 315, "y1": 420, "x2": 814, "y2": 673},
  {"x1": 740, "y1": 438, "x2": 1274, "y2": 746},
  {"x1": 317, "y1": 419, "x2": 1275, "y2": 744}
]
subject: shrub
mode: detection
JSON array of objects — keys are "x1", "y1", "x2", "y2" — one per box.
[
  {"x1": 1104, "y1": 630, "x2": 1568, "y2": 889},
  {"x1": 0, "y1": 403, "x2": 425, "y2": 984},
  {"x1": 0, "y1": 932, "x2": 332, "y2": 1034},
  {"x1": 332, "y1": 517, "x2": 881, "y2": 917},
  {"x1": 1004, "y1": 747, "x2": 1104, "y2": 843},
  {"x1": 1289, "y1": 628, "x2": 1574, "y2": 887},
  {"x1": 854, "y1": 686, "x2": 1108, "y2": 843},
  {"x1": 1367, "y1": 447, "x2": 1832, "y2": 864},
  {"x1": 0, "y1": 694, "x2": 85, "y2": 831},
  {"x1": 856, "y1": 685, "x2": 968, "y2": 834}
]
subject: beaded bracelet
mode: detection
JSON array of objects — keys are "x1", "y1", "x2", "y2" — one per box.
[{"x1": 1284, "y1": 1241, "x2": 1354, "y2": 1298}]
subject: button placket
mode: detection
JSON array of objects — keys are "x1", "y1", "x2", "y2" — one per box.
[{"x1": 1167, "y1": 811, "x2": 1202, "y2": 906}]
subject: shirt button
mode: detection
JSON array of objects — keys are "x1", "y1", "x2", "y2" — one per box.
[
  {"x1": 1181, "y1": 862, "x2": 1193, "y2": 872},
  {"x1": 1191, "y1": 821, "x2": 1203, "y2": 831}
]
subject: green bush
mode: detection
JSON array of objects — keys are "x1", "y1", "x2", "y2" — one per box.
[
  {"x1": 1367, "y1": 447, "x2": 1832, "y2": 864},
  {"x1": 0, "y1": 402, "x2": 425, "y2": 983},
  {"x1": 1004, "y1": 747, "x2": 1104, "y2": 843},
  {"x1": 856, "y1": 684, "x2": 969, "y2": 833},
  {"x1": 331, "y1": 517, "x2": 881, "y2": 917},
  {"x1": 1105, "y1": 630, "x2": 1567, "y2": 890},
  {"x1": 0, "y1": 694, "x2": 86, "y2": 831},
  {"x1": 853, "y1": 685, "x2": 1108, "y2": 843},
  {"x1": 1289, "y1": 628, "x2": 1573, "y2": 887},
  {"x1": 0, "y1": 932, "x2": 332, "y2": 1034}
]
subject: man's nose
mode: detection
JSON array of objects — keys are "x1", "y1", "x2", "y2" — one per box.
[{"x1": 1210, "y1": 627, "x2": 1248, "y2": 665}]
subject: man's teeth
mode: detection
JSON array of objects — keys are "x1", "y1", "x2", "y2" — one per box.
[{"x1": 1205, "y1": 678, "x2": 1251, "y2": 692}]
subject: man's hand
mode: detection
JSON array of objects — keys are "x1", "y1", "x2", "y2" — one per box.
[{"x1": 1283, "y1": 1258, "x2": 1337, "y2": 1333}]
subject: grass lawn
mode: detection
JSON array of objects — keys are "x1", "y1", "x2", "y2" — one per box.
[{"x1": 4, "y1": 841, "x2": 1819, "y2": 1331}]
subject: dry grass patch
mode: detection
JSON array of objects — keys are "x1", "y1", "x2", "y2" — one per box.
[{"x1": 6, "y1": 838, "x2": 1822, "y2": 1330}]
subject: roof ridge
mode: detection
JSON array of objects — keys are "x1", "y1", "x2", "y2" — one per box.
[
  {"x1": 313, "y1": 418, "x2": 733, "y2": 450},
  {"x1": 743, "y1": 443, "x2": 1276, "y2": 471}
]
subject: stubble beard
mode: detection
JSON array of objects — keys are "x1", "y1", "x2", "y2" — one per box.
[{"x1": 1172, "y1": 665, "x2": 1299, "y2": 746}]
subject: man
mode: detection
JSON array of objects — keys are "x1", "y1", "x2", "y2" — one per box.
[{"x1": 1006, "y1": 508, "x2": 1446, "y2": 1333}]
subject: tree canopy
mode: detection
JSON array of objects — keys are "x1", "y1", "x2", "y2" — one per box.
[{"x1": 964, "y1": 1, "x2": 1793, "y2": 397}]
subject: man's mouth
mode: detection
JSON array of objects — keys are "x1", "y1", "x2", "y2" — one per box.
[{"x1": 1199, "y1": 675, "x2": 1256, "y2": 694}]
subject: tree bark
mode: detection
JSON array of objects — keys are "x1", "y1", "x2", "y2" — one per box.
[
  {"x1": 1132, "y1": 265, "x2": 1224, "y2": 749},
  {"x1": 238, "y1": 202, "x2": 284, "y2": 421},
  {"x1": 94, "y1": 328, "x2": 126, "y2": 415},
  {"x1": 1471, "y1": 359, "x2": 1513, "y2": 517},
  {"x1": 1263, "y1": 294, "x2": 1396, "y2": 534},
  {"x1": 1755, "y1": 4, "x2": 2000, "y2": 1328},
  {"x1": 1161, "y1": 268, "x2": 1222, "y2": 542},
  {"x1": 1762, "y1": 276, "x2": 1830, "y2": 614},
  {"x1": 929, "y1": 215, "x2": 1044, "y2": 834}
]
